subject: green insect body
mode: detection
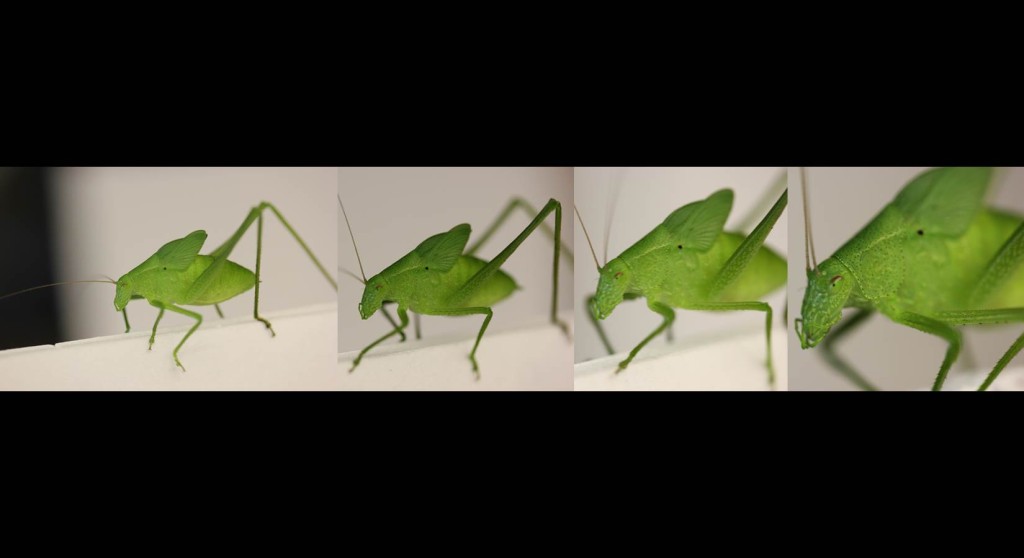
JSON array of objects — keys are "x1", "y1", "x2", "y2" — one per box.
[
  {"x1": 112, "y1": 201, "x2": 337, "y2": 371},
  {"x1": 346, "y1": 198, "x2": 569, "y2": 379},
  {"x1": 358, "y1": 225, "x2": 518, "y2": 320},
  {"x1": 587, "y1": 188, "x2": 788, "y2": 386},
  {"x1": 796, "y1": 167, "x2": 1024, "y2": 391}
]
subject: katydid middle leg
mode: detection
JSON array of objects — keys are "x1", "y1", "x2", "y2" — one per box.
[
  {"x1": 684, "y1": 301, "x2": 775, "y2": 388},
  {"x1": 148, "y1": 305, "x2": 166, "y2": 350},
  {"x1": 937, "y1": 308, "x2": 1024, "y2": 391},
  {"x1": 150, "y1": 302, "x2": 203, "y2": 372},
  {"x1": 422, "y1": 306, "x2": 493, "y2": 380},
  {"x1": 885, "y1": 309, "x2": 962, "y2": 392}
]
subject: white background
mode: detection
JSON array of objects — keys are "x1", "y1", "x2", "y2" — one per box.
[
  {"x1": 573, "y1": 167, "x2": 787, "y2": 365},
  {"x1": 338, "y1": 167, "x2": 574, "y2": 357},
  {"x1": 51, "y1": 167, "x2": 337, "y2": 343},
  {"x1": 788, "y1": 167, "x2": 1024, "y2": 391}
]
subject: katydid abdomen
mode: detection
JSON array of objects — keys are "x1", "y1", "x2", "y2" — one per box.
[
  {"x1": 619, "y1": 231, "x2": 785, "y2": 306},
  {"x1": 129, "y1": 256, "x2": 257, "y2": 306}
]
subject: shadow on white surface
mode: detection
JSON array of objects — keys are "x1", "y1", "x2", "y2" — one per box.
[
  {"x1": 338, "y1": 312, "x2": 574, "y2": 391},
  {"x1": 0, "y1": 304, "x2": 338, "y2": 390},
  {"x1": 574, "y1": 326, "x2": 788, "y2": 391}
]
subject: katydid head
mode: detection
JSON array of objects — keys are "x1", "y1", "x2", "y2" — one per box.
[
  {"x1": 113, "y1": 275, "x2": 133, "y2": 312},
  {"x1": 358, "y1": 274, "x2": 388, "y2": 319},
  {"x1": 796, "y1": 258, "x2": 853, "y2": 349},
  {"x1": 593, "y1": 258, "x2": 631, "y2": 320}
]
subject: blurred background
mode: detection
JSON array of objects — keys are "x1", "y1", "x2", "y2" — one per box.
[
  {"x1": 788, "y1": 167, "x2": 1024, "y2": 391},
  {"x1": 0, "y1": 167, "x2": 336, "y2": 351},
  {"x1": 573, "y1": 167, "x2": 787, "y2": 364},
  {"x1": 338, "y1": 167, "x2": 574, "y2": 354}
]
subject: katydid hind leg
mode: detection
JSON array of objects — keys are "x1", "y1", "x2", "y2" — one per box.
[
  {"x1": 215, "y1": 304, "x2": 225, "y2": 319},
  {"x1": 466, "y1": 197, "x2": 574, "y2": 268},
  {"x1": 684, "y1": 301, "x2": 775, "y2": 389},
  {"x1": 820, "y1": 309, "x2": 879, "y2": 391},
  {"x1": 708, "y1": 189, "x2": 787, "y2": 299},
  {"x1": 414, "y1": 312, "x2": 422, "y2": 341},
  {"x1": 351, "y1": 307, "x2": 410, "y2": 372},
  {"x1": 454, "y1": 199, "x2": 568, "y2": 336},
  {"x1": 187, "y1": 201, "x2": 336, "y2": 337},
  {"x1": 616, "y1": 302, "x2": 674, "y2": 372}
]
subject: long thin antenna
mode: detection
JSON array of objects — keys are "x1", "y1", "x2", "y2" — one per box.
[
  {"x1": 338, "y1": 195, "x2": 367, "y2": 282},
  {"x1": 339, "y1": 267, "x2": 366, "y2": 285},
  {"x1": 603, "y1": 170, "x2": 624, "y2": 266},
  {"x1": 0, "y1": 279, "x2": 115, "y2": 303},
  {"x1": 574, "y1": 204, "x2": 602, "y2": 272},
  {"x1": 800, "y1": 167, "x2": 819, "y2": 273}
]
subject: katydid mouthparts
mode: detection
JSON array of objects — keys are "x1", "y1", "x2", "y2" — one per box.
[
  {"x1": 0, "y1": 201, "x2": 336, "y2": 371},
  {"x1": 796, "y1": 167, "x2": 1024, "y2": 391},
  {"x1": 578, "y1": 184, "x2": 788, "y2": 388},
  {"x1": 340, "y1": 196, "x2": 572, "y2": 379}
]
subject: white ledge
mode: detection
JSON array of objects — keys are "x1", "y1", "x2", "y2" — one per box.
[
  {"x1": 0, "y1": 303, "x2": 337, "y2": 390},
  {"x1": 337, "y1": 312, "x2": 574, "y2": 391},
  {"x1": 574, "y1": 327, "x2": 788, "y2": 391},
  {"x1": 925, "y1": 367, "x2": 1024, "y2": 392}
]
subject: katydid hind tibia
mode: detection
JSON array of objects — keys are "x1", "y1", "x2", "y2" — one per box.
[
  {"x1": 338, "y1": 170, "x2": 574, "y2": 380},
  {"x1": 573, "y1": 167, "x2": 788, "y2": 388},
  {"x1": 793, "y1": 167, "x2": 1024, "y2": 391}
]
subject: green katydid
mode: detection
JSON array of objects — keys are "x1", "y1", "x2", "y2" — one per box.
[
  {"x1": 576, "y1": 173, "x2": 788, "y2": 387},
  {"x1": 0, "y1": 202, "x2": 337, "y2": 371},
  {"x1": 339, "y1": 194, "x2": 573, "y2": 379},
  {"x1": 795, "y1": 166, "x2": 1024, "y2": 392}
]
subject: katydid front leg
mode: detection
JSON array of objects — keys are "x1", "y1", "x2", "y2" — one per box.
[
  {"x1": 818, "y1": 308, "x2": 879, "y2": 391},
  {"x1": 617, "y1": 302, "x2": 675, "y2": 372},
  {"x1": 351, "y1": 307, "x2": 410, "y2": 372}
]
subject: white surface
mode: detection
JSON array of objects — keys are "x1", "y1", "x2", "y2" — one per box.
[
  {"x1": 789, "y1": 167, "x2": 1024, "y2": 391},
  {"x1": 49, "y1": 167, "x2": 337, "y2": 345},
  {"x1": 574, "y1": 326, "x2": 787, "y2": 391},
  {"x1": 338, "y1": 312, "x2": 574, "y2": 391},
  {"x1": 939, "y1": 367, "x2": 1024, "y2": 391},
  {"x1": 0, "y1": 304, "x2": 338, "y2": 390},
  {"x1": 338, "y1": 167, "x2": 574, "y2": 353},
  {"x1": 573, "y1": 167, "x2": 787, "y2": 364}
]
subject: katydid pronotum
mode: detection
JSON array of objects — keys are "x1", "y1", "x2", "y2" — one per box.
[
  {"x1": 0, "y1": 200, "x2": 337, "y2": 371},
  {"x1": 574, "y1": 168, "x2": 788, "y2": 388},
  {"x1": 795, "y1": 167, "x2": 1024, "y2": 391},
  {"x1": 339, "y1": 188, "x2": 574, "y2": 379}
]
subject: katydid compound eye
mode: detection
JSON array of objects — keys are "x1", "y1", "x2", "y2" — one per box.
[
  {"x1": 375, "y1": 284, "x2": 382, "y2": 290},
  {"x1": 831, "y1": 275, "x2": 843, "y2": 286},
  {"x1": 614, "y1": 272, "x2": 623, "y2": 279}
]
